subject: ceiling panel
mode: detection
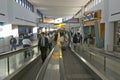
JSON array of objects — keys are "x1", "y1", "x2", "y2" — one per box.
[{"x1": 29, "y1": 0, "x2": 90, "y2": 18}]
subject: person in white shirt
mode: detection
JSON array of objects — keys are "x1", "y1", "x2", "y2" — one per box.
[{"x1": 22, "y1": 36, "x2": 32, "y2": 59}]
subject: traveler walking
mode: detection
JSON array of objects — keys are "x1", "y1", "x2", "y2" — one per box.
[
  {"x1": 73, "y1": 34, "x2": 78, "y2": 49},
  {"x1": 10, "y1": 35, "x2": 17, "y2": 51},
  {"x1": 22, "y1": 36, "x2": 32, "y2": 59},
  {"x1": 38, "y1": 32, "x2": 49, "y2": 63}
]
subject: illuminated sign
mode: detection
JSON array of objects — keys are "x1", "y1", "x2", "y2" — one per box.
[
  {"x1": 54, "y1": 23, "x2": 65, "y2": 27},
  {"x1": 43, "y1": 18, "x2": 54, "y2": 23},
  {"x1": 63, "y1": 18, "x2": 79, "y2": 23}
]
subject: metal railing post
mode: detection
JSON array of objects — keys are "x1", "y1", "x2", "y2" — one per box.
[
  {"x1": 90, "y1": 54, "x2": 92, "y2": 61},
  {"x1": 7, "y1": 56, "x2": 10, "y2": 75},
  {"x1": 104, "y1": 56, "x2": 106, "y2": 71}
]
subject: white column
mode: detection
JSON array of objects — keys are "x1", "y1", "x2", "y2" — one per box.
[
  {"x1": 104, "y1": 22, "x2": 114, "y2": 51},
  {"x1": 80, "y1": 6, "x2": 85, "y2": 38},
  {"x1": 103, "y1": 0, "x2": 114, "y2": 51}
]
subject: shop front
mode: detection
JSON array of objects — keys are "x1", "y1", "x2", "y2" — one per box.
[
  {"x1": 82, "y1": 10, "x2": 105, "y2": 48},
  {"x1": 114, "y1": 21, "x2": 120, "y2": 52}
]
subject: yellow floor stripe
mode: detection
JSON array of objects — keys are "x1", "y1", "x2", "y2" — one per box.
[{"x1": 52, "y1": 32, "x2": 63, "y2": 60}]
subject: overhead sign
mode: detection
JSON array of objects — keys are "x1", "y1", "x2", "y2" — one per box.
[
  {"x1": 37, "y1": 17, "x2": 55, "y2": 23},
  {"x1": 63, "y1": 18, "x2": 79, "y2": 23},
  {"x1": 54, "y1": 23, "x2": 65, "y2": 27},
  {"x1": 43, "y1": 18, "x2": 54, "y2": 23}
]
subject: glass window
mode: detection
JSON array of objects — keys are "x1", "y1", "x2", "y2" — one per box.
[
  {"x1": 24, "y1": 0, "x2": 27, "y2": 8},
  {"x1": 91, "y1": 0, "x2": 94, "y2": 7},
  {"x1": 95, "y1": 0, "x2": 98, "y2": 5},
  {"x1": 15, "y1": 0, "x2": 19, "y2": 3},
  {"x1": 19, "y1": 0, "x2": 22, "y2": 5},
  {"x1": 85, "y1": 7, "x2": 87, "y2": 11},
  {"x1": 89, "y1": 2, "x2": 92, "y2": 9},
  {"x1": 99, "y1": 0, "x2": 102, "y2": 3},
  {"x1": 26, "y1": 2, "x2": 29, "y2": 9},
  {"x1": 32, "y1": 5, "x2": 34, "y2": 12},
  {"x1": 30, "y1": 5, "x2": 34, "y2": 12},
  {"x1": 28, "y1": 3, "x2": 31, "y2": 10},
  {"x1": 21, "y1": 0, "x2": 25, "y2": 7},
  {"x1": 94, "y1": 0, "x2": 96, "y2": 6},
  {"x1": 15, "y1": 0, "x2": 34, "y2": 12}
]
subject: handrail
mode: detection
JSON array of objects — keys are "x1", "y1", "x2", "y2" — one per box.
[
  {"x1": 0, "y1": 45, "x2": 38, "y2": 59},
  {"x1": 71, "y1": 47, "x2": 109, "y2": 80},
  {"x1": 35, "y1": 48, "x2": 55, "y2": 80},
  {"x1": 0, "y1": 44, "x2": 39, "y2": 80},
  {"x1": 87, "y1": 47, "x2": 120, "y2": 60},
  {"x1": 71, "y1": 43, "x2": 120, "y2": 80},
  {"x1": 4, "y1": 49, "x2": 40, "y2": 80}
]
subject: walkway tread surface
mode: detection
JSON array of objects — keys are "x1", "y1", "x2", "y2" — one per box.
[
  {"x1": 62, "y1": 48, "x2": 95, "y2": 80},
  {"x1": 19, "y1": 59, "x2": 42, "y2": 80}
]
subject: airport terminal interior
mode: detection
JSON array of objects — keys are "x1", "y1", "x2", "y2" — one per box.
[{"x1": 0, "y1": 0, "x2": 120, "y2": 80}]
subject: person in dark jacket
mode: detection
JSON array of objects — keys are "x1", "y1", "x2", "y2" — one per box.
[
  {"x1": 10, "y1": 35, "x2": 17, "y2": 51},
  {"x1": 54, "y1": 32, "x2": 58, "y2": 42},
  {"x1": 38, "y1": 32, "x2": 49, "y2": 63},
  {"x1": 73, "y1": 34, "x2": 78, "y2": 49}
]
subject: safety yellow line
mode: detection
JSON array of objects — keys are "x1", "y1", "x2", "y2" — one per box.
[{"x1": 52, "y1": 32, "x2": 62, "y2": 59}]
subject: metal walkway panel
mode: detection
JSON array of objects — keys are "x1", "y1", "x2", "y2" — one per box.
[{"x1": 62, "y1": 49, "x2": 95, "y2": 80}]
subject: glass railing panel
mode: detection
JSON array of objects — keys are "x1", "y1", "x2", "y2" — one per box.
[
  {"x1": 9, "y1": 54, "x2": 19, "y2": 74},
  {"x1": 0, "y1": 58, "x2": 8, "y2": 80},
  {"x1": 106, "y1": 58, "x2": 120, "y2": 80},
  {"x1": 15, "y1": 52, "x2": 24, "y2": 69},
  {"x1": 32, "y1": 47, "x2": 39, "y2": 57},
  {"x1": 0, "y1": 45, "x2": 39, "y2": 80},
  {"x1": 89, "y1": 53, "x2": 105, "y2": 71},
  {"x1": 71, "y1": 43, "x2": 120, "y2": 80}
]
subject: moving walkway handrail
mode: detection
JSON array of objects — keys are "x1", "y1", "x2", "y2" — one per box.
[
  {"x1": 0, "y1": 45, "x2": 38, "y2": 59},
  {"x1": 71, "y1": 47, "x2": 109, "y2": 80},
  {"x1": 35, "y1": 47, "x2": 55, "y2": 80},
  {"x1": 0, "y1": 45, "x2": 38, "y2": 80},
  {"x1": 87, "y1": 47, "x2": 120, "y2": 60}
]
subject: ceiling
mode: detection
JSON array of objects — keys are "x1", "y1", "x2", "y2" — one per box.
[{"x1": 28, "y1": 0, "x2": 90, "y2": 18}]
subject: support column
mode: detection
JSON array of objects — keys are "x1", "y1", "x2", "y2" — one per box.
[
  {"x1": 104, "y1": 22, "x2": 114, "y2": 51},
  {"x1": 80, "y1": 6, "x2": 85, "y2": 38}
]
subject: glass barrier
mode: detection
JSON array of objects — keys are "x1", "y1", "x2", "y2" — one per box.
[
  {"x1": 0, "y1": 45, "x2": 39, "y2": 80},
  {"x1": 0, "y1": 58, "x2": 8, "y2": 80},
  {"x1": 71, "y1": 43, "x2": 120, "y2": 80}
]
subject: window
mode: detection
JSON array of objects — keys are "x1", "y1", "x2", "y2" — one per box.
[
  {"x1": 15, "y1": 0, "x2": 34, "y2": 12},
  {"x1": 15, "y1": 0, "x2": 19, "y2": 3},
  {"x1": 98, "y1": 0, "x2": 102, "y2": 3},
  {"x1": 19, "y1": 0, "x2": 22, "y2": 5},
  {"x1": 21, "y1": 0, "x2": 25, "y2": 7}
]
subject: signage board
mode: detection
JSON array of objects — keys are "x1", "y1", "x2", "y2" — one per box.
[{"x1": 63, "y1": 18, "x2": 79, "y2": 23}]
